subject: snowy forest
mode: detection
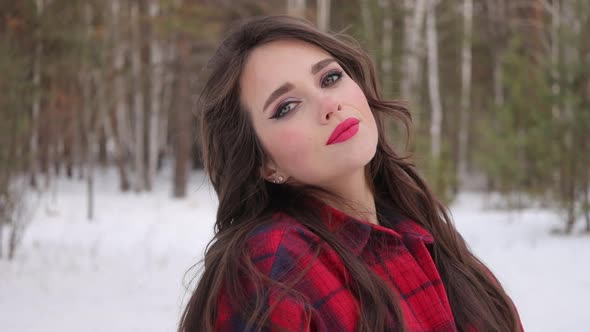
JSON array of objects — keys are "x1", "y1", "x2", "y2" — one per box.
[{"x1": 1, "y1": 1, "x2": 589, "y2": 331}]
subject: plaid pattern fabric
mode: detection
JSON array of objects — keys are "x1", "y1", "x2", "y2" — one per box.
[{"x1": 214, "y1": 203, "x2": 470, "y2": 331}]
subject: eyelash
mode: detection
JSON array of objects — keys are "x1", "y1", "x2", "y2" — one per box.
[
  {"x1": 270, "y1": 69, "x2": 344, "y2": 119},
  {"x1": 320, "y1": 70, "x2": 343, "y2": 88}
]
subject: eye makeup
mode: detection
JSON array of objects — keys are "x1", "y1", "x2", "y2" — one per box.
[{"x1": 269, "y1": 67, "x2": 344, "y2": 120}]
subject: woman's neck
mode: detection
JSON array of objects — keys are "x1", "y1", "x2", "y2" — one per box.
[{"x1": 319, "y1": 168, "x2": 379, "y2": 225}]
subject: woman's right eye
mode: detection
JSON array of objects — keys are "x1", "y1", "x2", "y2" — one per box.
[{"x1": 270, "y1": 101, "x2": 299, "y2": 119}]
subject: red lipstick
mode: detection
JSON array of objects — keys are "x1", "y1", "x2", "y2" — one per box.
[{"x1": 326, "y1": 117, "x2": 360, "y2": 145}]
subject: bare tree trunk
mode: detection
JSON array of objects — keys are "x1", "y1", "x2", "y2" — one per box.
[
  {"x1": 360, "y1": 0, "x2": 376, "y2": 61},
  {"x1": 86, "y1": 70, "x2": 110, "y2": 221},
  {"x1": 0, "y1": 219, "x2": 3, "y2": 258},
  {"x1": 172, "y1": 72, "x2": 191, "y2": 198},
  {"x1": 29, "y1": 0, "x2": 44, "y2": 189},
  {"x1": 380, "y1": 0, "x2": 394, "y2": 98},
  {"x1": 172, "y1": 34, "x2": 193, "y2": 198},
  {"x1": 0, "y1": 193, "x2": 5, "y2": 257},
  {"x1": 316, "y1": 0, "x2": 330, "y2": 31},
  {"x1": 64, "y1": 123, "x2": 73, "y2": 178},
  {"x1": 583, "y1": 110, "x2": 590, "y2": 232},
  {"x1": 426, "y1": 0, "x2": 442, "y2": 160},
  {"x1": 84, "y1": 104, "x2": 96, "y2": 222},
  {"x1": 146, "y1": 0, "x2": 163, "y2": 191},
  {"x1": 493, "y1": 54, "x2": 504, "y2": 107},
  {"x1": 81, "y1": 3, "x2": 96, "y2": 221},
  {"x1": 158, "y1": 46, "x2": 176, "y2": 171},
  {"x1": 8, "y1": 218, "x2": 18, "y2": 260},
  {"x1": 86, "y1": 69, "x2": 108, "y2": 221},
  {"x1": 458, "y1": 0, "x2": 473, "y2": 186},
  {"x1": 98, "y1": 126, "x2": 108, "y2": 166},
  {"x1": 131, "y1": 0, "x2": 145, "y2": 192},
  {"x1": 402, "y1": 0, "x2": 426, "y2": 106},
  {"x1": 562, "y1": 0, "x2": 578, "y2": 234},
  {"x1": 87, "y1": 150, "x2": 95, "y2": 221},
  {"x1": 564, "y1": 173, "x2": 576, "y2": 234},
  {"x1": 7, "y1": 186, "x2": 26, "y2": 260},
  {"x1": 111, "y1": 0, "x2": 132, "y2": 192},
  {"x1": 584, "y1": 169, "x2": 590, "y2": 233},
  {"x1": 100, "y1": 93, "x2": 123, "y2": 185},
  {"x1": 287, "y1": 0, "x2": 306, "y2": 18},
  {"x1": 43, "y1": 114, "x2": 53, "y2": 189},
  {"x1": 159, "y1": 68, "x2": 172, "y2": 170},
  {"x1": 488, "y1": 0, "x2": 507, "y2": 108},
  {"x1": 550, "y1": 0, "x2": 561, "y2": 118},
  {"x1": 75, "y1": 102, "x2": 86, "y2": 181}
]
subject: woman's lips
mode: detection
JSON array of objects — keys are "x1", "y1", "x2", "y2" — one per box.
[{"x1": 326, "y1": 117, "x2": 360, "y2": 145}]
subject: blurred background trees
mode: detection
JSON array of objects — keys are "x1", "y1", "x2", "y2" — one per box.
[{"x1": 0, "y1": 0, "x2": 588, "y2": 253}]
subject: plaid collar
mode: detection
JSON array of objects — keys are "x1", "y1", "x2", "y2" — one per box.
[{"x1": 318, "y1": 200, "x2": 434, "y2": 256}]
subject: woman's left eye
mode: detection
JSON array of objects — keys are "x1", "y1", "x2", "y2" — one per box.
[
  {"x1": 270, "y1": 101, "x2": 299, "y2": 119},
  {"x1": 321, "y1": 70, "x2": 343, "y2": 88}
]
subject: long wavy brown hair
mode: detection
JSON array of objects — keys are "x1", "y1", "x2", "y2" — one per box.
[{"x1": 179, "y1": 15, "x2": 521, "y2": 332}]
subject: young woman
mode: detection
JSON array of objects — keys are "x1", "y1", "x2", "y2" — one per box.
[{"x1": 179, "y1": 15, "x2": 523, "y2": 332}]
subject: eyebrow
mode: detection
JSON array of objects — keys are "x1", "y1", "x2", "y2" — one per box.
[{"x1": 262, "y1": 58, "x2": 336, "y2": 112}]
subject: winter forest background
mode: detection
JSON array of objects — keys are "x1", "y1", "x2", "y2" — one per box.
[{"x1": 1, "y1": 0, "x2": 589, "y2": 331}]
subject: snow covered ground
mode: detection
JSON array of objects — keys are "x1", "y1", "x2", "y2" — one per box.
[{"x1": 1, "y1": 168, "x2": 588, "y2": 331}]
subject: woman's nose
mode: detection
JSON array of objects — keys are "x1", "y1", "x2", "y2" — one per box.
[{"x1": 319, "y1": 95, "x2": 342, "y2": 123}]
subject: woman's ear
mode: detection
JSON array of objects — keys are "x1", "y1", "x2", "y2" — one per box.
[{"x1": 260, "y1": 159, "x2": 286, "y2": 184}]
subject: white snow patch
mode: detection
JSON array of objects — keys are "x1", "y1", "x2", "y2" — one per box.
[{"x1": 0, "y1": 170, "x2": 588, "y2": 331}]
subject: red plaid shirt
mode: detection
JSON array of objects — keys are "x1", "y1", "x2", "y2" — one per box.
[{"x1": 215, "y1": 204, "x2": 466, "y2": 331}]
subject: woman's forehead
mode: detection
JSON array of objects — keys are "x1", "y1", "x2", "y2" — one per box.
[{"x1": 240, "y1": 39, "x2": 333, "y2": 111}]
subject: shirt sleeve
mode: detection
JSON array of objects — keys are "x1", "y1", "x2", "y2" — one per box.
[
  {"x1": 214, "y1": 222, "x2": 326, "y2": 332},
  {"x1": 215, "y1": 286, "x2": 317, "y2": 331}
]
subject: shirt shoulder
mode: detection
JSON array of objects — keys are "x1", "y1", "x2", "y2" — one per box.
[
  {"x1": 244, "y1": 212, "x2": 322, "y2": 277},
  {"x1": 241, "y1": 212, "x2": 359, "y2": 331}
]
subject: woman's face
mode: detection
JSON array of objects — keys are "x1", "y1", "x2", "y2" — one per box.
[{"x1": 239, "y1": 39, "x2": 378, "y2": 187}]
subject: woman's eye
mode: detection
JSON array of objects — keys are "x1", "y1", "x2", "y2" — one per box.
[
  {"x1": 271, "y1": 101, "x2": 299, "y2": 119},
  {"x1": 321, "y1": 70, "x2": 343, "y2": 88}
]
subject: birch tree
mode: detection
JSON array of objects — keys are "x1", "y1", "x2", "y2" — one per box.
[
  {"x1": 111, "y1": 0, "x2": 132, "y2": 191},
  {"x1": 29, "y1": 0, "x2": 44, "y2": 189},
  {"x1": 360, "y1": 0, "x2": 376, "y2": 61},
  {"x1": 426, "y1": 0, "x2": 442, "y2": 160},
  {"x1": 380, "y1": 0, "x2": 394, "y2": 98},
  {"x1": 560, "y1": 0, "x2": 580, "y2": 233},
  {"x1": 287, "y1": 0, "x2": 306, "y2": 18},
  {"x1": 0, "y1": 2, "x2": 34, "y2": 258},
  {"x1": 159, "y1": 46, "x2": 175, "y2": 169},
  {"x1": 485, "y1": 0, "x2": 508, "y2": 107},
  {"x1": 401, "y1": 0, "x2": 426, "y2": 106},
  {"x1": 457, "y1": 0, "x2": 473, "y2": 185},
  {"x1": 130, "y1": 0, "x2": 145, "y2": 192},
  {"x1": 550, "y1": 0, "x2": 560, "y2": 117},
  {"x1": 316, "y1": 0, "x2": 330, "y2": 31},
  {"x1": 171, "y1": 57, "x2": 193, "y2": 198},
  {"x1": 146, "y1": 0, "x2": 164, "y2": 191},
  {"x1": 81, "y1": 2, "x2": 96, "y2": 220}
]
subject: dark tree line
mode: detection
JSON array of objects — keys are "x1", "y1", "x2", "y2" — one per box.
[{"x1": 0, "y1": 0, "x2": 588, "y2": 259}]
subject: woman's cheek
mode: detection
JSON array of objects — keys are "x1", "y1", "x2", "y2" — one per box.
[
  {"x1": 347, "y1": 82, "x2": 371, "y2": 112},
  {"x1": 268, "y1": 127, "x2": 314, "y2": 172}
]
